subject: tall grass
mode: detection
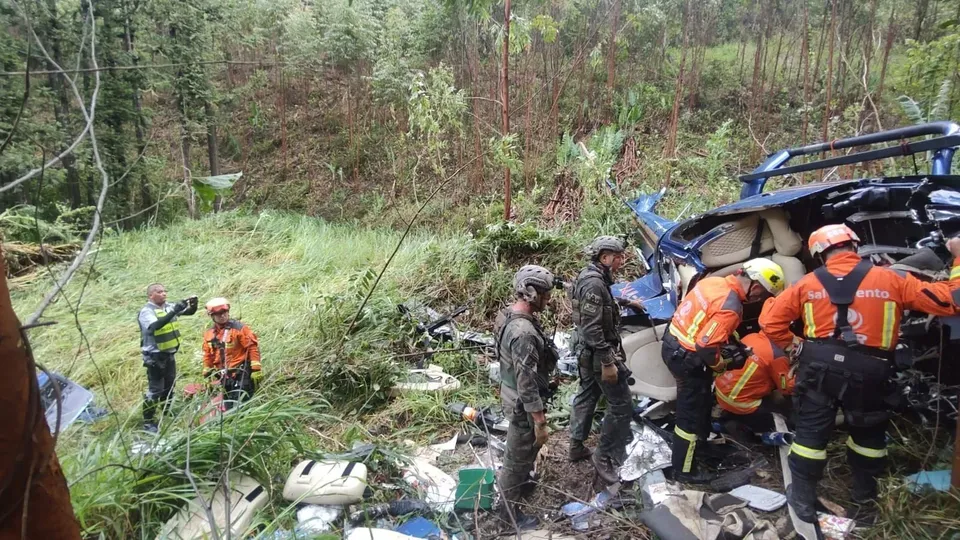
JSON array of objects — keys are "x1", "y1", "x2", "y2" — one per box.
[{"x1": 10, "y1": 210, "x2": 590, "y2": 538}]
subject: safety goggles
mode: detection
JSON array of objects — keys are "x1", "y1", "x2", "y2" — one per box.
[{"x1": 209, "y1": 309, "x2": 229, "y2": 316}]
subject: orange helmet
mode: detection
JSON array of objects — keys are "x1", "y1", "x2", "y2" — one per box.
[
  {"x1": 205, "y1": 297, "x2": 230, "y2": 315},
  {"x1": 808, "y1": 224, "x2": 860, "y2": 257}
]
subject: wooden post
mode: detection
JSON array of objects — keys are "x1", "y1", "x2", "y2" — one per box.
[{"x1": 0, "y1": 249, "x2": 80, "y2": 538}]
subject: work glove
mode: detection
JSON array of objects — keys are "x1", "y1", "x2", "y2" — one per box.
[
  {"x1": 534, "y1": 420, "x2": 550, "y2": 447},
  {"x1": 251, "y1": 371, "x2": 263, "y2": 390},
  {"x1": 173, "y1": 300, "x2": 189, "y2": 314},
  {"x1": 203, "y1": 368, "x2": 221, "y2": 385},
  {"x1": 720, "y1": 343, "x2": 750, "y2": 371},
  {"x1": 600, "y1": 362, "x2": 618, "y2": 385}
]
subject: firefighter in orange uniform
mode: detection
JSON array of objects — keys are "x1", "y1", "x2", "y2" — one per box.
[
  {"x1": 714, "y1": 325, "x2": 795, "y2": 434},
  {"x1": 202, "y1": 297, "x2": 262, "y2": 407},
  {"x1": 662, "y1": 258, "x2": 786, "y2": 483},
  {"x1": 760, "y1": 224, "x2": 960, "y2": 522}
]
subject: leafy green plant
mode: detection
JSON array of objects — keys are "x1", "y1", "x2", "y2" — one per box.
[{"x1": 192, "y1": 172, "x2": 242, "y2": 213}]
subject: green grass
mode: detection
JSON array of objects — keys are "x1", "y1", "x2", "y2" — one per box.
[{"x1": 9, "y1": 210, "x2": 590, "y2": 538}]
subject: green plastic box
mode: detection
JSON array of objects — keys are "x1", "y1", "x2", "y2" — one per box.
[{"x1": 454, "y1": 467, "x2": 495, "y2": 510}]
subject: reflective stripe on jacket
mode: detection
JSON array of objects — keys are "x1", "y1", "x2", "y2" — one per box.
[
  {"x1": 202, "y1": 320, "x2": 261, "y2": 372},
  {"x1": 667, "y1": 275, "x2": 746, "y2": 371},
  {"x1": 714, "y1": 332, "x2": 793, "y2": 415},
  {"x1": 760, "y1": 252, "x2": 960, "y2": 351}
]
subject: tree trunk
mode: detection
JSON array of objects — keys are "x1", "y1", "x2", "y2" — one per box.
[
  {"x1": 664, "y1": 0, "x2": 690, "y2": 188},
  {"x1": 502, "y1": 0, "x2": 512, "y2": 221},
  {"x1": 123, "y1": 5, "x2": 153, "y2": 222},
  {"x1": 44, "y1": 0, "x2": 81, "y2": 209},
  {"x1": 876, "y1": 8, "x2": 896, "y2": 105},
  {"x1": 466, "y1": 14, "x2": 484, "y2": 188},
  {"x1": 606, "y1": 0, "x2": 622, "y2": 120},
  {"x1": 0, "y1": 252, "x2": 81, "y2": 539},
  {"x1": 768, "y1": 24, "x2": 786, "y2": 113},
  {"x1": 802, "y1": 3, "x2": 811, "y2": 145},
  {"x1": 812, "y1": 0, "x2": 829, "y2": 89},
  {"x1": 823, "y1": 0, "x2": 837, "y2": 142},
  {"x1": 914, "y1": 0, "x2": 930, "y2": 42},
  {"x1": 204, "y1": 101, "x2": 222, "y2": 212},
  {"x1": 170, "y1": 25, "x2": 196, "y2": 218}
]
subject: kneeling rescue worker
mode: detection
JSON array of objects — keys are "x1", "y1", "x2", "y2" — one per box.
[
  {"x1": 760, "y1": 224, "x2": 960, "y2": 522},
  {"x1": 495, "y1": 265, "x2": 559, "y2": 530},
  {"x1": 662, "y1": 258, "x2": 786, "y2": 483},
  {"x1": 202, "y1": 297, "x2": 262, "y2": 407}
]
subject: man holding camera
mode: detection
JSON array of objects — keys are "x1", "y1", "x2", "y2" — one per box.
[{"x1": 138, "y1": 283, "x2": 198, "y2": 433}]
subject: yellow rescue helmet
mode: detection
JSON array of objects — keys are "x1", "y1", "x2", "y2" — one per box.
[{"x1": 741, "y1": 258, "x2": 786, "y2": 295}]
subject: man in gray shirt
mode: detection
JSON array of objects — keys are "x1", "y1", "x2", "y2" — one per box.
[{"x1": 138, "y1": 283, "x2": 197, "y2": 432}]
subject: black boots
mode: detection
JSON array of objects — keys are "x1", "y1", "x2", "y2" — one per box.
[
  {"x1": 569, "y1": 440, "x2": 593, "y2": 462},
  {"x1": 787, "y1": 478, "x2": 818, "y2": 523},
  {"x1": 592, "y1": 453, "x2": 619, "y2": 484}
]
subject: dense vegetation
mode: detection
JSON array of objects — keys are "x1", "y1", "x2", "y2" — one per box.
[
  {"x1": 5, "y1": 0, "x2": 960, "y2": 538},
  {"x1": 4, "y1": 0, "x2": 960, "y2": 233}
]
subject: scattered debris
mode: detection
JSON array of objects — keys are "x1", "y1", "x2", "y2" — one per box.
[
  {"x1": 296, "y1": 504, "x2": 342, "y2": 534},
  {"x1": 345, "y1": 528, "x2": 420, "y2": 540},
  {"x1": 905, "y1": 469, "x2": 952, "y2": 493},
  {"x1": 488, "y1": 362, "x2": 501, "y2": 384},
  {"x1": 817, "y1": 496, "x2": 846, "y2": 518},
  {"x1": 639, "y1": 469, "x2": 672, "y2": 508},
  {"x1": 562, "y1": 481, "x2": 621, "y2": 531},
  {"x1": 402, "y1": 457, "x2": 457, "y2": 512},
  {"x1": 447, "y1": 402, "x2": 507, "y2": 433},
  {"x1": 395, "y1": 516, "x2": 443, "y2": 538},
  {"x1": 818, "y1": 512, "x2": 856, "y2": 540},
  {"x1": 158, "y1": 474, "x2": 268, "y2": 539},
  {"x1": 77, "y1": 405, "x2": 108, "y2": 423},
  {"x1": 728, "y1": 485, "x2": 786, "y2": 512},
  {"x1": 454, "y1": 467, "x2": 495, "y2": 510},
  {"x1": 760, "y1": 431, "x2": 795, "y2": 447},
  {"x1": 38, "y1": 370, "x2": 93, "y2": 434},
  {"x1": 391, "y1": 365, "x2": 462, "y2": 396},
  {"x1": 282, "y1": 460, "x2": 368, "y2": 505},
  {"x1": 517, "y1": 530, "x2": 576, "y2": 540},
  {"x1": 641, "y1": 490, "x2": 779, "y2": 540},
  {"x1": 348, "y1": 500, "x2": 433, "y2": 525},
  {"x1": 710, "y1": 461, "x2": 764, "y2": 492},
  {"x1": 619, "y1": 422, "x2": 671, "y2": 481}
]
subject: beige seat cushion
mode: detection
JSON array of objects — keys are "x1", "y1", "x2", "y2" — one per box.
[
  {"x1": 699, "y1": 215, "x2": 775, "y2": 268},
  {"x1": 761, "y1": 209, "x2": 803, "y2": 256}
]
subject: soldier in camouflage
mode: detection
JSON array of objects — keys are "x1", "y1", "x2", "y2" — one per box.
[
  {"x1": 567, "y1": 236, "x2": 633, "y2": 484},
  {"x1": 495, "y1": 265, "x2": 559, "y2": 530}
]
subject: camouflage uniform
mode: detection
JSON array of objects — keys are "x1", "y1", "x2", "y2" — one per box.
[
  {"x1": 568, "y1": 263, "x2": 633, "y2": 465},
  {"x1": 495, "y1": 307, "x2": 558, "y2": 514}
]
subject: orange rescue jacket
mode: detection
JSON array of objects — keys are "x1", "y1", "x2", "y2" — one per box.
[
  {"x1": 668, "y1": 275, "x2": 746, "y2": 372},
  {"x1": 202, "y1": 320, "x2": 261, "y2": 374},
  {"x1": 715, "y1": 332, "x2": 794, "y2": 415},
  {"x1": 760, "y1": 251, "x2": 960, "y2": 351}
]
